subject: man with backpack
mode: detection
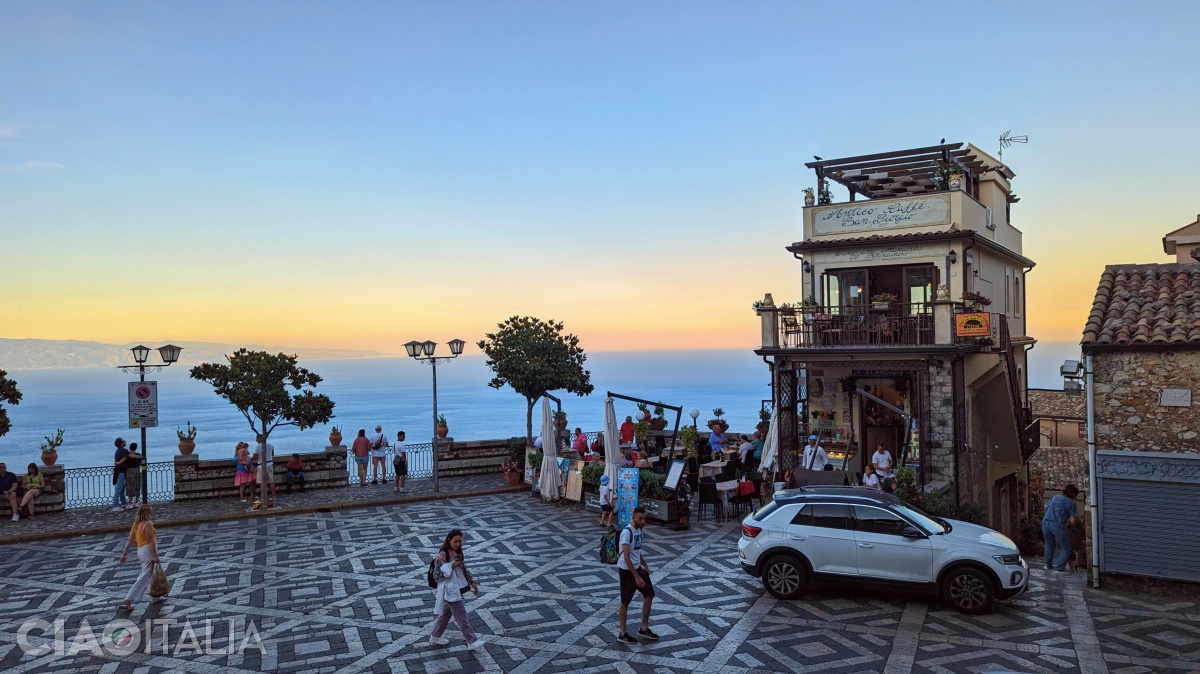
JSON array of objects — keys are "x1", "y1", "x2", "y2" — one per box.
[
  {"x1": 369, "y1": 425, "x2": 389, "y2": 485},
  {"x1": 616, "y1": 507, "x2": 658, "y2": 645}
]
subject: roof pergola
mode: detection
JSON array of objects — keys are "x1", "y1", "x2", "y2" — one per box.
[{"x1": 805, "y1": 142, "x2": 1015, "y2": 202}]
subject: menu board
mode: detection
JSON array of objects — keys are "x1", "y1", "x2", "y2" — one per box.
[
  {"x1": 615, "y1": 467, "x2": 640, "y2": 527},
  {"x1": 664, "y1": 460, "x2": 686, "y2": 491}
]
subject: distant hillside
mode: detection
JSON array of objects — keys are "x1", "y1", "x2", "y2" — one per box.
[{"x1": 0, "y1": 338, "x2": 391, "y2": 371}]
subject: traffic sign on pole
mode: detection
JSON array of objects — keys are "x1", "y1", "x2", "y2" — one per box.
[{"x1": 128, "y1": 381, "x2": 159, "y2": 425}]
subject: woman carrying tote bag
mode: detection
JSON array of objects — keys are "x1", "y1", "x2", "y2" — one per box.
[{"x1": 118, "y1": 504, "x2": 165, "y2": 610}]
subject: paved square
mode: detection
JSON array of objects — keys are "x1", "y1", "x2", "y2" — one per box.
[{"x1": 1, "y1": 492, "x2": 1198, "y2": 673}]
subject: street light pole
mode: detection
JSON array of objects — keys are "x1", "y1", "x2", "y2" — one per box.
[
  {"x1": 118, "y1": 344, "x2": 182, "y2": 504},
  {"x1": 404, "y1": 339, "x2": 466, "y2": 493}
]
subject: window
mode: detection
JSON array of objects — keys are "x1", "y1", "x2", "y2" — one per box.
[
  {"x1": 1005, "y1": 267, "x2": 1012, "y2": 314},
  {"x1": 852, "y1": 505, "x2": 909, "y2": 536},
  {"x1": 791, "y1": 503, "x2": 851, "y2": 529},
  {"x1": 904, "y1": 266, "x2": 936, "y2": 314},
  {"x1": 1014, "y1": 274, "x2": 1022, "y2": 318}
]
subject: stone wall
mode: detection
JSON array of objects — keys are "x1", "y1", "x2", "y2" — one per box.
[
  {"x1": 1093, "y1": 350, "x2": 1200, "y2": 453},
  {"x1": 28, "y1": 464, "x2": 65, "y2": 514},
  {"x1": 173, "y1": 446, "x2": 349, "y2": 500},
  {"x1": 439, "y1": 438, "x2": 510, "y2": 477},
  {"x1": 925, "y1": 360, "x2": 956, "y2": 485}
]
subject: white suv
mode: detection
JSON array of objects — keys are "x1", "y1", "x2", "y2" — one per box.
[{"x1": 738, "y1": 486, "x2": 1027, "y2": 614}]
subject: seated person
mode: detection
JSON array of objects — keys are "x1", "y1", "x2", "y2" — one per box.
[
  {"x1": 19, "y1": 463, "x2": 45, "y2": 519},
  {"x1": 708, "y1": 428, "x2": 728, "y2": 461},
  {"x1": 619, "y1": 453, "x2": 634, "y2": 468},
  {"x1": 285, "y1": 454, "x2": 305, "y2": 492},
  {"x1": 1, "y1": 462, "x2": 20, "y2": 522}
]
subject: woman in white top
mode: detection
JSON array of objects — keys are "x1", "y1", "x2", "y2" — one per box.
[
  {"x1": 428, "y1": 529, "x2": 485, "y2": 650},
  {"x1": 861, "y1": 464, "x2": 881, "y2": 490}
]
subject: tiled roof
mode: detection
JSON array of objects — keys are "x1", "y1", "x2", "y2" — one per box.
[
  {"x1": 1028, "y1": 446, "x2": 1089, "y2": 495},
  {"x1": 1028, "y1": 389, "x2": 1085, "y2": 420},
  {"x1": 1082, "y1": 264, "x2": 1200, "y2": 347}
]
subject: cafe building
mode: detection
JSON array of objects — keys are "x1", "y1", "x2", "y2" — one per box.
[{"x1": 754, "y1": 142, "x2": 1038, "y2": 535}]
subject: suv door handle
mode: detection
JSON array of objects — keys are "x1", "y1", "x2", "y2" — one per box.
[
  {"x1": 789, "y1": 535, "x2": 806, "y2": 541},
  {"x1": 858, "y1": 543, "x2": 874, "y2": 549}
]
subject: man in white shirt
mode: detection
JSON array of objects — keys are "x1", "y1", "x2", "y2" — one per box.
[
  {"x1": 370, "y1": 425, "x2": 389, "y2": 485},
  {"x1": 616, "y1": 507, "x2": 658, "y2": 645},
  {"x1": 534, "y1": 436, "x2": 543, "y2": 450},
  {"x1": 803, "y1": 435, "x2": 828, "y2": 472},
  {"x1": 871, "y1": 442, "x2": 896, "y2": 490},
  {"x1": 392, "y1": 431, "x2": 408, "y2": 493},
  {"x1": 738, "y1": 435, "x2": 754, "y2": 465},
  {"x1": 254, "y1": 434, "x2": 276, "y2": 507}
]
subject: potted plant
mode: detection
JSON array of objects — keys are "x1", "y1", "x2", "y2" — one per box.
[
  {"x1": 679, "y1": 425, "x2": 700, "y2": 459},
  {"x1": 329, "y1": 425, "x2": 343, "y2": 447},
  {"x1": 706, "y1": 408, "x2": 728, "y2": 433},
  {"x1": 39, "y1": 428, "x2": 64, "y2": 466},
  {"x1": 176, "y1": 421, "x2": 197, "y2": 456},
  {"x1": 934, "y1": 162, "x2": 963, "y2": 191},
  {"x1": 676, "y1": 480, "x2": 691, "y2": 526},
  {"x1": 960, "y1": 291, "x2": 992, "y2": 310},
  {"x1": 435, "y1": 414, "x2": 449, "y2": 438},
  {"x1": 650, "y1": 402, "x2": 668, "y2": 431},
  {"x1": 637, "y1": 469, "x2": 677, "y2": 522},
  {"x1": 581, "y1": 463, "x2": 604, "y2": 511},
  {"x1": 817, "y1": 179, "x2": 833, "y2": 205},
  {"x1": 800, "y1": 296, "x2": 819, "y2": 318},
  {"x1": 633, "y1": 420, "x2": 649, "y2": 448},
  {"x1": 501, "y1": 459, "x2": 522, "y2": 486},
  {"x1": 526, "y1": 449, "x2": 543, "y2": 487},
  {"x1": 803, "y1": 187, "x2": 816, "y2": 207},
  {"x1": 553, "y1": 409, "x2": 568, "y2": 430},
  {"x1": 871, "y1": 291, "x2": 896, "y2": 310},
  {"x1": 757, "y1": 409, "x2": 771, "y2": 435}
]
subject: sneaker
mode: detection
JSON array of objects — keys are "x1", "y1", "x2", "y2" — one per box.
[
  {"x1": 428, "y1": 636, "x2": 449, "y2": 647},
  {"x1": 617, "y1": 632, "x2": 639, "y2": 644},
  {"x1": 467, "y1": 637, "x2": 486, "y2": 650},
  {"x1": 126, "y1": 503, "x2": 138, "y2": 510},
  {"x1": 371, "y1": 479, "x2": 378, "y2": 485},
  {"x1": 10, "y1": 514, "x2": 18, "y2": 522},
  {"x1": 111, "y1": 507, "x2": 124, "y2": 512},
  {"x1": 638, "y1": 628, "x2": 660, "y2": 641}
]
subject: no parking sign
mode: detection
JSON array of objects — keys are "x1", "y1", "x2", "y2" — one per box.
[{"x1": 128, "y1": 381, "x2": 159, "y2": 428}]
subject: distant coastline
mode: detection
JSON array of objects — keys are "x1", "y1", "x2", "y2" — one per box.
[{"x1": 0, "y1": 338, "x2": 390, "y2": 371}]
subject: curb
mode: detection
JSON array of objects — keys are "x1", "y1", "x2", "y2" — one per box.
[{"x1": 0, "y1": 485, "x2": 527, "y2": 546}]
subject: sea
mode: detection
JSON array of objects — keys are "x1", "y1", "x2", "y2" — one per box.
[{"x1": 0, "y1": 344, "x2": 1078, "y2": 470}]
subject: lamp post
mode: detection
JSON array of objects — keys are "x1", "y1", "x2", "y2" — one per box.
[
  {"x1": 403, "y1": 338, "x2": 465, "y2": 493},
  {"x1": 117, "y1": 344, "x2": 183, "y2": 504},
  {"x1": 688, "y1": 408, "x2": 700, "y2": 429}
]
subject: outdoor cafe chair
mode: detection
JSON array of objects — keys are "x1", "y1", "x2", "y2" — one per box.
[{"x1": 697, "y1": 482, "x2": 720, "y2": 522}]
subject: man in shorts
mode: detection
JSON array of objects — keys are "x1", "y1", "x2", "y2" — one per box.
[
  {"x1": 617, "y1": 506, "x2": 659, "y2": 644},
  {"x1": 392, "y1": 431, "x2": 408, "y2": 493},
  {"x1": 369, "y1": 425, "x2": 389, "y2": 485}
]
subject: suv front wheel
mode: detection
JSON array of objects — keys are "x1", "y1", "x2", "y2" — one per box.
[
  {"x1": 762, "y1": 555, "x2": 807, "y2": 600},
  {"x1": 941, "y1": 566, "x2": 994, "y2": 614}
]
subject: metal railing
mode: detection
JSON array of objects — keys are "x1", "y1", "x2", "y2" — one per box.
[
  {"x1": 63, "y1": 461, "x2": 175, "y2": 508},
  {"x1": 769, "y1": 304, "x2": 936, "y2": 348},
  {"x1": 344, "y1": 443, "x2": 433, "y2": 480}
]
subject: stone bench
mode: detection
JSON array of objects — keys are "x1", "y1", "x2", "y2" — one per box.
[
  {"x1": 10, "y1": 464, "x2": 66, "y2": 515},
  {"x1": 174, "y1": 447, "x2": 349, "y2": 500}
]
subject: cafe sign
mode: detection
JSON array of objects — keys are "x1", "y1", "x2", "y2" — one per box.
[
  {"x1": 812, "y1": 194, "x2": 951, "y2": 236},
  {"x1": 955, "y1": 313, "x2": 991, "y2": 337},
  {"x1": 811, "y1": 242, "x2": 949, "y2": 265}
]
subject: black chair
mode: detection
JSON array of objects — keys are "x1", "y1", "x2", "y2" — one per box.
[
  {"x1": 718, "y1": 463, "x2": 737, "y2": 482},
  {"x1": 697, "y1": 482, "x2": 720, "y2": 522},
  {"x1": 751, "y1": 478, "x2": 765, "y2": 509}
]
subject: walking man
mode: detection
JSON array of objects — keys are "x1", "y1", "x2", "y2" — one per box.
[
  {"x1": 617, "y1": 506, "x2": 658, "y2": 644},
  {"x1": 803, "y1": 435, "x2": 828, "y2": 472},
  {"x1": 1042, "y1": 484, "x2": 1080, "y2": 572}
]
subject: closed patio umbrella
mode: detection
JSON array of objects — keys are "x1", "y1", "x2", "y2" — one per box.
[
  {"x1": 760, "y1": 406, "x2": 780, "y2": 474},
  {"x1": 603, "y1": 397, "x2": 620, "y2": 490},
  {"x1": 538, "y1": 398, "x2": 562, "y2": 501}
]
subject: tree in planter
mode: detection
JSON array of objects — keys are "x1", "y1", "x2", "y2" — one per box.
[
  {"x1": 0, "y1": 369, "x2": 21, "y2": 440},
  {"x1": 581, "y1": 464, "x2": 603, "y2": 491},
  {"x1": 190, "y1": 350, "x2": 335, "y2": 496},
  {"x1": 477, "y1": 316, "x2": 594, "y2": 446},
  {"x1": 679, "y1": 425, "x2": 700, "y2": 459},
  {"x1": 506, "y1": 436, "x2": 528, "y2": 470}
]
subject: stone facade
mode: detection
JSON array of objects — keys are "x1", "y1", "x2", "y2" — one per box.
[
  {"x1": 1092, "y1": 350, "x2": 1200, "y2": 453},
  {"x1": 174, "y1": 446, "x2": 349, "y2": 500},
  {"x1": 439, "y1": 438, "x2": 510, "y2": 477},
  {"x1": 924, "y1": 360, "x2": 956, "y2": 485}
]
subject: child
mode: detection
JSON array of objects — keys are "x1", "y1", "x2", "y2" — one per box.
[
  {"x1": 1067, "y1": 516, "x2": 1086, "y2": 572},
  {"x1": 599, "y1": 474, "x2": 614, "y2": 528},
  {"x1": 234, "y1": 442, "x2": 256, "y2": 503},
  {"x1": 861, "y1": 464, "x2": 881, "y2": 490},
  {"x1": 285, "y1": 454, "x2": 305, "y2": 493}
]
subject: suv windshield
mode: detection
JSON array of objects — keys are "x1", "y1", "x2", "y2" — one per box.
[{"x1": 891, "y1": 501, "x2": 947, "y2": 534}]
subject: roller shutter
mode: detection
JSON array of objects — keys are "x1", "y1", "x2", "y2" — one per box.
[{"x1": 1099, "y1": 478, "x2": 1200, "y2": 581}]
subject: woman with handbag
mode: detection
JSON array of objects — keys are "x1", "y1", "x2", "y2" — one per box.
[
  {"x1": 428, "y1": 529, "x2": 485, "y2": 650},
  {"x1": 118, "y1": 504, "x2": 163, "y2": 610}
]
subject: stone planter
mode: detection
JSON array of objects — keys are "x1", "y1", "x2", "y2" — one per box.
[
  {"x1": 504, "y1": 471, "x2": 522, "y2": 486},
  {"x1": 40, "y1": 450, "x2": 58, "y2": 466},
  {"x1": 639, "y1": 497, "x2": 678, "y2": 523},
  {"x1": 178, "y1": 439, "x2": 196, "y2": 456},
  {"x1": 583, "y1": 491, "x2": 602, "y2": 512}
]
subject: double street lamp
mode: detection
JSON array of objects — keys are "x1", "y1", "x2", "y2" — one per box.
[
  {"x1": 403, "y1": 339, "x2": 466, "y2": 493},
  {"x1": 117, "y1": 344, "x2": 183, "y2": 504}
]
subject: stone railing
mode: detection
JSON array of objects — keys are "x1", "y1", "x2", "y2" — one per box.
[
  {"x1": 173, "y1": 446, "x2": 349, "y2": 500},
  {"x1": 439, "y1": 438, "x2": 510, "y2": 477}
]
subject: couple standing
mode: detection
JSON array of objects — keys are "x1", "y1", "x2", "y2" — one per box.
[{"x1": 112, "y1": 438, "x2": 142, "y2": 511}]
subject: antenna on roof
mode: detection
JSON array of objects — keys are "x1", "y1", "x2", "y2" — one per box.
[{"x1": 998, "y1": 130, "x2": 1028, "y2": 161}]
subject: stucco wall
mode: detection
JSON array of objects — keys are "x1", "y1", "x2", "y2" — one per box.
[{"x1": 1093, "y1": 351, "x2": 1200, "y2": 453}]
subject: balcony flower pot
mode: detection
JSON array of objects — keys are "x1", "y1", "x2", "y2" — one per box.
[
  {"x1": 177, "y1": 439, "x2": 196, "y2": 456},
  {"x1": 40, "y1": 450, "x2": 58, "y2": 466},
  {"x1": 649, "y1": 418, "x2": 668, "y2": 431}
]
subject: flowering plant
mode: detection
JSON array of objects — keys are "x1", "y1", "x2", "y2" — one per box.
[
  {"x1": 501, "y1": 460, "x2": 521, "y2": 474},
  {"x1": 871, "y1": 292, "x2": 896, "y2": 303},
  {"x1": 960, "y1": 291, "x2": 992, "y2": 306},
  {"x1": 176, "y1": 421, "x2": 198, "y2": 441}
]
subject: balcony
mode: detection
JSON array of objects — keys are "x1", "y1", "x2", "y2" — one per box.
[{"x1": 757, "y1": 303, "x2": 1002, "y2": 351}]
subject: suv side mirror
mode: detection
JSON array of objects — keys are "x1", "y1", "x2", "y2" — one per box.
[{"x1": 901, "y1": 525, "x2": 925, "y2": 539}]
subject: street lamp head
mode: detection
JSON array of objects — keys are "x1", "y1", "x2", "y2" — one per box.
[
  {"x1": 403, "y1": 341, "x2": 424, "y2": 359},
  {"x1": 130, "y1": 345, "x2": 151, "y2": 365},
  {"x1": 688, "y1": 407, "x2": 700, "y2": 420},
  {"x1": 158, "y1": 344, "x2": 182, "y2": 364},
  {"x1": 448, "y1": 339, "x2": 466, "y2": 356},
  {"x1": 421, "y1": 340, "x2": 437, "y2": 357}
]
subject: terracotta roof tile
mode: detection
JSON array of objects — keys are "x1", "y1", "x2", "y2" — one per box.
[
  {"x1": 1081, "y1": 264, "x2": 1200, "y2": 347},
  {"x1": 1028, "y1": 389, "x2": 1086, "y2": 420}
]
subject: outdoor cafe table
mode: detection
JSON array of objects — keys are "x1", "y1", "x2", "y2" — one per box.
[
  {"x1": 700, "y1": 461, "x2": 726, "y2": 479},
  {"x1": 715, "y1": 479, "x2": 739, "y2": 521}
]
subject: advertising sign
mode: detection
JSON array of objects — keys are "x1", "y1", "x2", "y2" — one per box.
[
  {"x1": 812, "y1": 194, "x2": 951, "y2": 235},
  {"x1": 615, "y1": 467, "x2": 640, "y2": 527},
  {"x1": 128, "y1": 381, "x2": 159, "y2": 427},
  {"x1": 954, "y1": 313, "x2": 991, "y2": 337}
]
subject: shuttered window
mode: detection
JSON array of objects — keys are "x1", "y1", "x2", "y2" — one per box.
[{"x1": 1100, "y1": 478, "x2": 1200, "y2": 582}]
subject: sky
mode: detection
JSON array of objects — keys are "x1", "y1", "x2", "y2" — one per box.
[{"x1": 2, "y1": 1, "x2": 1199, "y2": 354}]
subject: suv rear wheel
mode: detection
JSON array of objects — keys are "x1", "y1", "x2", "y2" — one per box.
[
  {"x1": 941, "y1": 566, "x2": 994, "y2": 614},
  {"x1": 762, "y1": 555, "x2": 807, "y2": 600}
]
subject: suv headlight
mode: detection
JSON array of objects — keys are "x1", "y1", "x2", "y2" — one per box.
[{"x1": 993, "y1": 554, "x2": 1021, "y2": 565}]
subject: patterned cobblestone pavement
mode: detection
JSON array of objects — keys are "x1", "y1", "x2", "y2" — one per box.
[{"x1": 1, "y1": 491, "x2": 1198, "y2": 673}]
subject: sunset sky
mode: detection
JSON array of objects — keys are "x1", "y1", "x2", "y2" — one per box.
[{"x1": 2, "y1": 2, "x2": 1198, "y2": 354}]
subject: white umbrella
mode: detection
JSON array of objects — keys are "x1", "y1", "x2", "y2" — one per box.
[
  {"x1": 760, "y1": 406, "x2": 780, "y2": 473},
  {"x1": 538, "y1": 398, "x2": 562, "y2": 501},
  {"x1": 603, "y1": 397, "x2": 620, "y2": 490}
]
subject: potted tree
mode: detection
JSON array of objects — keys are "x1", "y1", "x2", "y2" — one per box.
[
  {"x1": 435, "y1": 414, "x2": 449, "y2": 438},
  {"x1": 176, "y1": 421, "x2": 197, "y2": 456},
  {"x1": 679, "y1": 425, "x2": 700, "y2": 459},
  {"x1": 553, "y1": 410, "x2": 568, "y2": 431},
  {"x1": 501, "y1": 459, "x2": 522, "y2": 486},
  {"x1": 650, "y1": 402, "x2": 668, "y2": 431},
  {"x1": 526, "y1": 448, "x2": 543, "y2": 487},
  {"x1": 633, "y1": 420, "x2": 650, "y2": 449},
  {"x1": 328, "y1": 425, "x2": 343, "y2": 447},
  {"x1": 756, "y1": 409, "x2": 771, "y2": 436},
  {"x1": 706, "y1": 408, "x2": 728, "y2": 433},
  {"x1": 40, "y1": 428, "x2": 64, "y2": 466}
]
